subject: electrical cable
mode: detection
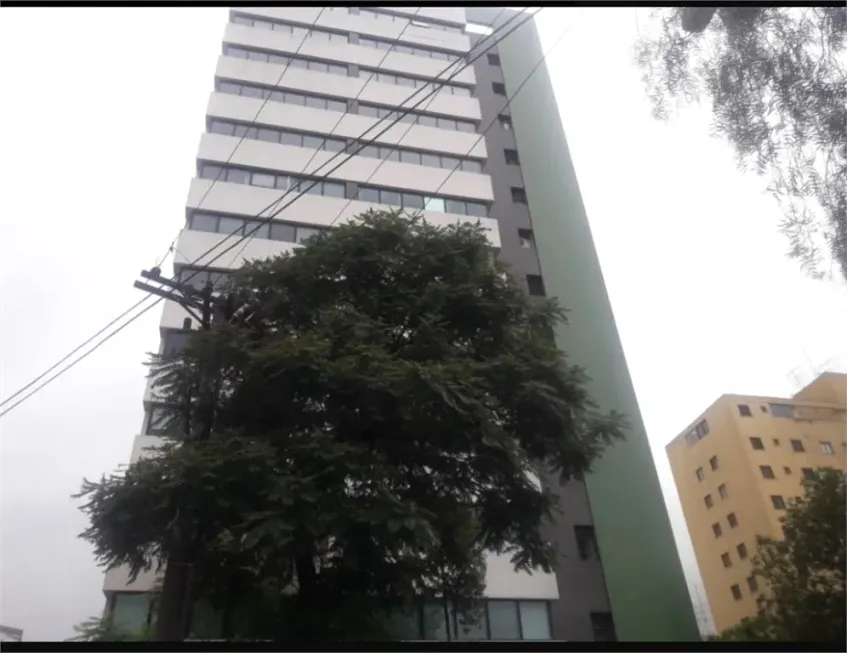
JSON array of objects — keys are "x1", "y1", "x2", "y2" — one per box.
[{"x1": 0, "y1": 9, "x2": 540, "y2": 419}]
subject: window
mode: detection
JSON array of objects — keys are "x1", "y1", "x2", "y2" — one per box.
[
  {"x1": 730, "y1": 584, "x2": 742, "y2": 601},
  {"x1": 511, "y1": 187, "x2": 528, "y2": 204},
  {"x1": 499, "y1": 114, "x2": 512, "y2": 130},
  {"x1": 790, "y1": 439, "x2": 805, "y2": 452},
  {"x1": 487, "y1": 52, "x2": 501, "y2": 66},
  {"x1": 771, "y1": 495, "x2": 786, "y2": 510},
  {"x1": 112, "y1": 593, "x2": 154, "y2": 632},
  {"x1": 747, "y1": 575, "x2": 759, "y2": 593},
  {"x1": 504, "y1": 148, "x2": 520, "y2": 165},
  {"x1": 769, "y1": 403, "x2": 795, "y2": 418},
  {"x1": 750, "y1": 437, "x2": 764, "y2": 450},
  {"x1": 704, "y1": 494, "x2": 713, "y2": 509},
  {"x1": 738, "y1": 404, "x2": 752, "y2": 417},
  {"x1": 574, "y1": 525, "x2": 600, "y2": 561},
  {"x1": 519, "y1": 602, "x2": 551, "y2": 640},
  {"x1": 590, "y1": 612, "x2": 617, "y2": 642},
  {"x1": 820, "y1": 441, "x2": 834, "y2": 455},
  {"x1": 709, "y1": 456, "x2": 719, "y2": 471},
  {"x1": 695, "y1": 420, "x2": 710, "y2": 439},
  {"x1": 783, "y1": 466, "x2": 791, "y2": 475},
  {"x1": 526, "y1": 275, "x2": 546, "y2": 297},
  {"x1": 727, "y1": 513, "x2": 738, "y2": 528},
  {"x1": 718, "y1": 483, "x2": 728, "y2": 499},
  {"x1": 147, "y1": 405, "x2": 175, "y2": 436},
  {"x1": 488, "y1": 600, "x2": 521, "y2": 639},
  {"x1": 801, "y1": 468, "x2": 816, "y2": 481},
  {"x1": 696, "y1": 467, "x2": 705, "y2": 482},
  {"x1": 492, "y1": 82, "x2": 506, "y2": 95},
  {"x1": 721, "y1": 552, "x2": 732, "y2": 568},
  {"x1": 760, "y1": 465, "x2": 775, "y2": 480},
  {"x1": 773, "y1": 438, "x2": 780, "y2": 446},
  {"x1": 737, "y1": 542, "x2": 748, "y2": 559},
  {"x1": 712, "y1": 522, "x2": 722, "y2": 538},
  {"x1": 518, "y1": 228, "x2": 534, "y2": 248}
]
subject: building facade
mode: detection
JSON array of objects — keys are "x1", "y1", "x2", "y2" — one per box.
[
  {"x1": 666, "y1": 372, "x2": 847, "y2": 633},
  {"x1": 104, "y1": 6, "x2": 698, "y2": 642}
]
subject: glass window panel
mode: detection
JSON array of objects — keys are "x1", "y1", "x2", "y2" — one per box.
[
  {"x1": 358, "y1": 187, "x2": 380, "y2": 202},
  {"x1": 436, "y1": 117, "x2": 455, "y2": 130},
  {"x1": 247, "y1": 50, "x2": 268, "y2": 62},
  {"x1": 397, "y1": 76, "x2": 416, "y2": 87},
  {"x1": 424, "y1": 197, "x2": 446, "y2": 213},
  {"x1": 147, "y1": 405, "x2": 172, "y2": 435},
  {"x1": 465, "y1": 202, "x2": 488, "y2": 217},
  {"x1": 456, "y1": 121, "x2": 475, "y2": 133},
  {"x1": 399, "y1": 112, "x2": 416, "y2": 124},
  {"x1": 323, "y1": 181, "x2": 345, "y2": 198},
  {"x1": 324, "y1": 138, "x2": 346, "y2": 152},
  {"x1": 421, "y1": 154, "x2": 441, "y2": 168},
  {"x1": 295, "y1": 227, "x2": 321, "y2": 243},
  {"x1": 383, "y1": 149, "x2": 400, "y2": 162},
  {"x1": 309, "y1": 61, "x2": 329, "y2": 73},
  {"x1": 256, "y1": 128, "x2": 279, "y2": 143},
  {"x1": 289, "y1": 58, "x2": 307, "y2": 69},
  {"x1": 275, "y1": 175, "x2": 291, "y2": 190},
  {"x1": 268, "y1": 53, "x2": 289, "y2": 65},
  {"x1": 402, "y1": 193, "x2": 424, "y2": 209},
  {"x1": 380, "y1": 190, "x2": 402, "y2": 206},
  {"x1": 445, "y1": 199, "x2": 466, "y2": 215},
  {"x1": 387, "y1": 605, "x2": 421, "y2": 640},
  {"x1": 251, "y1": 172, "x2": 276, "y2": 188},
  {"x1": 217, "y1": 81, "x2": 240, "y2": 94},
  {"x1": 518, "y1": 602, "x2": 551, "y2": 640},
  {"x1": 269, "y1": 90, "x2": 285, "y2": 103},
  {"x1": 441, "y1": 156, "x2": 460, "y2": 170},
  {"x1": 357, "y1": 145, "x2": 378, "y2": 158},
  {"x1": 455, "y1": 603, "x2": 487, "y2": 641},
  {"x1": 247, "y1": 221, "x2": 270, "y2": 240},
  {"x1": 218, "y1": 216, "x2": 244, "y2": 236},
  {"x1": 488, "y1": 600, "x2": 520, "y2": 639},
  {"x1": 303, "y1": 180, "x2": 324, "y2": 196},
  {"x1": 112, "y1": 594, "x2": 152, "y2": 633},
  {"x1": 232, "y1": 15, "x2": 252, "y2": 26},
  {"x1": 269, "y1": 222, "x2": 296, "y2": 242},
  {"x1": 225, "y1": 168, "x2": 251, "y2": 185},
  {"x1": 462, "y1": 160, "x2": 483, "y2": 173},
  {"x1": 359, "y1": 105, "x2": 379, "y2": 118},
  {"x1": 209, "y1": 120, "x2": 234, "y2": 136},
  {"x1": 302, "y1": 135, "x2": 325, "y2": 150},
  {"x1": 285, "y1": 92, "x2": 306, "y2": 106},
  {"x1": 417, "y1": 115, "x2": 437, "y2": 128},
  {"x1": 278, "y1": 131, "x2": 301, "y2": 146},
  {"x1": 422, "y1": 603, "x2": 449, "y2": 641},
  {"x1": 199, "y1": 164, "x2": 224, "y2": 180},
  {"x1": 241, "y1": 85, "x2": 263, "y2": 99},
  {"x1": 327, "y1": 99, "x2": 347, "y2": 112},
  {"x1": 225, "y1": 46, "x2": 248, "y2": 59},
  {"x1": 191, "y1": 213, "x2": 219, "y2": 233},
  {"x1": 400, "y1": 150, "x2": 421, "y2": 165},
  {"x1": 305, "y1": 95, "x2": 325, "y2": 109},
  {"x1": 255, "y1": 20, "x2": 274, "y2": 30},
  {"x1": 328, "y1": 64, "x2": 347, "y2": 76}
]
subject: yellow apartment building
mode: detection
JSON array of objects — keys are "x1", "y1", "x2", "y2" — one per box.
[{"x1": 666, "y1": 372, "x2": 846, "y2": 634}]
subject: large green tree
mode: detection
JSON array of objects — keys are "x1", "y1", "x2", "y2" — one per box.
[
  {"x1": 76, "y1": 210, "x2": 626, "y2": 641},
  {"x1": 718, "y1": 468, "x2": 846, "y2": 643},
  {"x1": 635, "y1": 7, "x2": 847, "y2": 281}
]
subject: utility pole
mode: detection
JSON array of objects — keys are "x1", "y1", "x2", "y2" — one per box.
[{"x1": 133, "y1": 267, "x2": 227, "y2": 641}]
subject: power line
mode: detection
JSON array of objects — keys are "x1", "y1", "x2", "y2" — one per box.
[{"x1": 0, "y1": 9, "x2": 537, "y2": 419}]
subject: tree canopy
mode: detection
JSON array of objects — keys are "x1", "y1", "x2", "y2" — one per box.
[
  {"x1": 718, "y1": 468, "x2": 846, "y2": 643},
  {"x1": 76, "y1": 210, "x2": 626, "y2": 640},
  {"x1": 635, "y1": 7, "x2": 847, "y2": 282}
]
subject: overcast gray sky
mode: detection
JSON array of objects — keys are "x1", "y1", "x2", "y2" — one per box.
[{"x1": 1, "y1": 8, "x2": 845, "y2": 641}]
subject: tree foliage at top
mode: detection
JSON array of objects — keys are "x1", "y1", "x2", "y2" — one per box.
[
  {"x1": 635, "y1": 7, "x2": 847, "y2": 281},
  {"x1": 717, "y1": 468, "x2": 845, "y2": 643},
  {"x1": 76, "y1": 210, "x2": 626, "y2": 640}
]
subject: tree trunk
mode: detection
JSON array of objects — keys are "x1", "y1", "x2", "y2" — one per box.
[{"x1": 153, "y1": 531, "x2": 193, "y2": 641}]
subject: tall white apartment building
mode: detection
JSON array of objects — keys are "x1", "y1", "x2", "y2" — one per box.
[{"x1": 102, "y1": 6, "x2": 698, "y2": 642}]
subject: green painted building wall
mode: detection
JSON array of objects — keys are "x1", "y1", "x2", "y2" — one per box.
[{"x1": 496, "y1": 14, "x2": 700, "y2": 642}]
